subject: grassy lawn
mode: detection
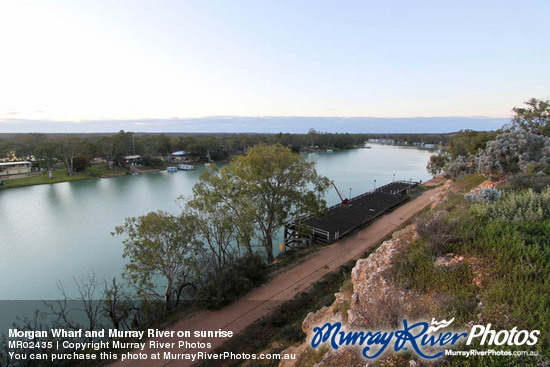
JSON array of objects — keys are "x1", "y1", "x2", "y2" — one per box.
[{"x1": 0, "y1": 170, "x2": 91, "y2": 189}]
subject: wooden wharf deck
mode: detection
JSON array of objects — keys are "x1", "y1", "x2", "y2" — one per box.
[{"x1": 284, "y1": 181, "x2": 418, "y2": 247}]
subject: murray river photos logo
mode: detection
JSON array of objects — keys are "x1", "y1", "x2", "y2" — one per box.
[{"x1": 310, "y1": 318, "x2": 540, "y2": 359}]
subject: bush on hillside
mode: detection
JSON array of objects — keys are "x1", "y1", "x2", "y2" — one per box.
[
  {"x1": 507, "y1": 173, "x2": 550, "y2": 193},
  {"x1": 445, "y1": 155, "x2": 476, "y2": 179},
  {"x1": 486, "y1": 188, "x2": 550, "y2": 222},
  {"x1": 465, "y1": 187, "x2": 502, "y2": 203},
  {"x1": 415, "y1": 211, "x2": 458, "y2": 255}
]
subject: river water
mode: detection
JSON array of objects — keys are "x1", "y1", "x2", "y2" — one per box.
[{"x1": 0, "y1": 144, "x2": 433, "y2": 303}]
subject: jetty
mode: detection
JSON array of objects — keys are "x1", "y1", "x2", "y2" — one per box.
[{"x1": 284, "y1": 181, "x2": 418, "y2": 247}]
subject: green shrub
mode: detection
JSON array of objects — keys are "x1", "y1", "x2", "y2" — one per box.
[
  {"x1": 86, "y1": 167, "x2": 103, "y2": 178},
  {"x1": 198, "y1": 254, "x2": 267, "y2": 309},
  {"x1": 474, "y1": 220, "x2": 550, "y2": 355},
  {"x1": 142, "y1": 156, "x2": 164, "y2": 168},
  {"x1": 507, "y1": 173, "x2": 550, "y2": 192},
  {"x1": 486, "y1": 188, "x2": 550, "y2": 222},
  {"x1": 389, "y1": 237, "x2": 478, "y2": 324},
  {"x1": 73, "y1": 155, "x2": 89, "y2": 172},
  {"x1": 415, "y1": 211, "x2": 458, "y2": 255},
  {"x1": 278, "y1": 324, "x2": 304, "y2": 343}
]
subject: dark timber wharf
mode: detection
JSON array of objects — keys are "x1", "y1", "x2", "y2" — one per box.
[{"x1": 283, "y1": 181, "x2": 418, "y2": 248}]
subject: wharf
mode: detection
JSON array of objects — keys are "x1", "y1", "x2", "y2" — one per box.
[{"x1": 284, "y1": 181, "x2": 417, "y2": 247}]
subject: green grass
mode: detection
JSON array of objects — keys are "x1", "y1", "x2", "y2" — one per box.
[
  {"x1": 453, "y1": 172, "x2": 486, "y2": 191},
  {"x1": 0, "y1": 170, "x2": 91, "y2": 189},
  {"x1": 388, "y1": 177, "x2": 550, "y2": 364},
  {"x1": 0, "y1": 165, "x2": 134, "y2": 189}
]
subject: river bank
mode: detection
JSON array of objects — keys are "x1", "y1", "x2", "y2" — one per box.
[{"x1": 0, "y1": 170, "x2": 92, "y2": 189}]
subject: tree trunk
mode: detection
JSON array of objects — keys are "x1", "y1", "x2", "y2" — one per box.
[
  {"x1": 164, "y1": 279, "x2": 173, "y2": 313},
  {"x1": 164, "y1": 293, "x2": 171, "y2": 313},
  {"x1": 265, "y1": 235, "x2": 274, "y2": 262},
  {"x1": 65, "y1": 159, "x2": 72, "y2": 175}
]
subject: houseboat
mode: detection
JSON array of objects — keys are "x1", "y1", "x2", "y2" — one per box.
[{"x1": 178, "y1": 164, "x2": 194, "y2": 171}]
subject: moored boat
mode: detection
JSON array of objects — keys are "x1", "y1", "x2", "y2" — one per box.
[
  {"x1": 166, "y1": 167, "x2": 177, "y2": 172},
  {"x1": 178, "y1": 164, "x2": 194, "y2": 171}
]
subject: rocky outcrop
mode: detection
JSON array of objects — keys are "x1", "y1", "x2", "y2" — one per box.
[{"x1": 280, "y1": 224, "x2": 419, "y2": 367}]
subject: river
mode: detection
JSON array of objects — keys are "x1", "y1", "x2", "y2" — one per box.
[{"x1": 0, "y1": 144, "x2": 433, "y2": 305}]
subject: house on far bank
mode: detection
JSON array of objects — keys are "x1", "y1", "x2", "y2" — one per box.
[
  {"x1": 124, "y1": 155, "x2": 142, "y2": 166},
  {"x1": 170, "y1": 151, "x2": 189, "y2": 161},
  {"x1": 0, "y1": 161, "x2": 32, "y2": 176}
]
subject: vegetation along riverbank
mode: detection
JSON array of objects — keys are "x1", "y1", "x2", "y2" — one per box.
[{"x1": 0, "y1": 131, "x2": 443, "y2": 189}]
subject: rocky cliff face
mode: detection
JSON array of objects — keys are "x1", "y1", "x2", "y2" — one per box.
[{"x1": 280, "y1": 224, "x2": 420, "y2": 367}]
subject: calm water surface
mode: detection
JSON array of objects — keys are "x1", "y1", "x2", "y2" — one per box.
[{"x1": 0, "y1": 144, "x2": 433, "y2": 301}]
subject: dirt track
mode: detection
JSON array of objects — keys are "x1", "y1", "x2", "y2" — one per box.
[{"x1": 112, "y1": 182, "x2": 445, "y2": 367}]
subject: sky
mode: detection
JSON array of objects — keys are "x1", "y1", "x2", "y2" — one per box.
[{"x1": 0, "y1": 0, "x2": 548, "y2": 132}]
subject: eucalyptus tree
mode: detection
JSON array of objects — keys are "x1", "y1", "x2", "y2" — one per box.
[
  {"x1": 512, "y1": 97, "x2": 550, "y2": 136},
  {"x1": 96, "y1": 136, "x2": 117, "y2": 168},
  {"x1": 56, "y1": 136, "x2": 83, "y2": 175},
  {"x1": 426, "y1": 153, "x2": 449, "y2": 177},
  {"x1": 35, "y1": 140, "x2": 59, "y2": 176},
  {"x1": 192, "y1": 143, "x2": 331, "y2": 261},
  {"x1": 113, "y1": 210, "x2": 199, "y2": 312},
  {"x1": 184, "y1": 195, "x2": 243, "y2": 276}
]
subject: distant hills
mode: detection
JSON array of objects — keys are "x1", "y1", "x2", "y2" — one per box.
[{"x1": 0, "y1": 116, "x2": 508, "y2": 133}]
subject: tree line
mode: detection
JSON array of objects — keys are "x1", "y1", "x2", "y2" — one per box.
[{"x1": 0, "y1": 130, "x2": 451, "y2": 175}]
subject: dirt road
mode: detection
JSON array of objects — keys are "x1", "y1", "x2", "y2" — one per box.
[{"x1": 112, "y1": 184, "x2": 444, "y2": 367}]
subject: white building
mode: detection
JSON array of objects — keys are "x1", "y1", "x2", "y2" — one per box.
[{"x1": 0, "y1": 161, "x2": 32, "y2": 176}]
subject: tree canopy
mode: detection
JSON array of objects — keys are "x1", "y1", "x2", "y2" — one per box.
[
  {"x1": 192, "y1": 143, "x2": 331, "y2": 261},
  {"x1": 113, "y1": 210, "x2": 198, "y2": 311},
  {"x1": 512, "y1": 97, "x2": 550, "y2": 136}
]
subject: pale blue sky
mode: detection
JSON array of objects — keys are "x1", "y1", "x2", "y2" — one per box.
[{"x1": 0, "y1": 0, "x2": 548, "y2": 130}]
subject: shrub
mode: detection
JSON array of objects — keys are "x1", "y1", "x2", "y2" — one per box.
[
  {"x1": 142, "y1": 156, "x2": 164, "y2": 168},
  {"x1": 486, "y1": 188, "x2": 550, "y2": 222},
  {"x1": 427, "y1": 153, "x2": 449, "y2": 177},
  {"x1": 445, "y1": 155, "x2": 476, "y2": 179},
  {"x1": 477, "y1": 129, "x2": 550, "y2": 175},
  {"x1": 86, "y1": 167, "x2": 103, "y2": 178},
  {"x1": 507, "y1": 173, "x2": 550, "y2": 192},
  {"x1": 198, "y1": 254, "x2": 267, "y2": 309},
  {"x1": 415, "y1": 211, "x2": 458, "y2": 255},
  {"x1": 73, "y1": 155, "x2": 89, "y2": 172},
  {"x1": 465, "y1": 187, "x2": 502, "y2": 202}
]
